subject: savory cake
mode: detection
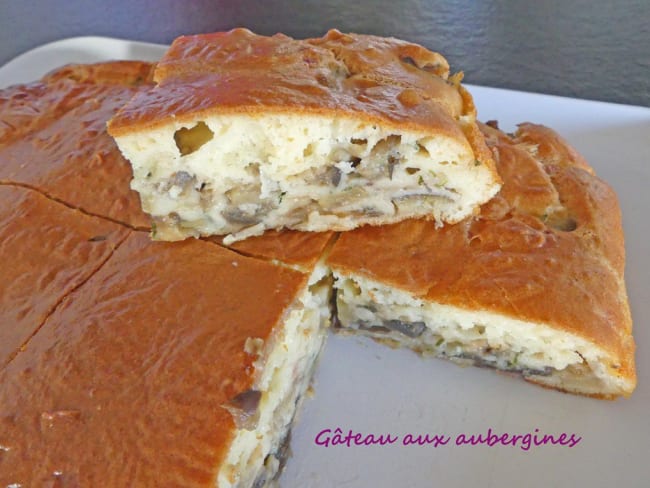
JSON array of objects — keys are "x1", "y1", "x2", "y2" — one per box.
[
  {"x1": 0, "y1": 45, "x2": 637, "y2": 488},
  {"x1": 327, "y1": 121, "x2": 636, "y2": 398},
  {"x1": 0, "y1": 60, "x2": 335, "y2": 262},
  {"x1": 107, "y1": 29, "x2": 501, "y2": 243},
  {"x1": 0, "y1": 231, "x2": 332, "y2": 487},
  {"x1": 0, "y1": 62, "x2": 335, "y2": 487}
]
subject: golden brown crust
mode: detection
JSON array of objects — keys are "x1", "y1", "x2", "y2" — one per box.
[
  {"x1": 514, "y1": 122, "x2": 593, "y2": 173},
  {"x1": 0, "y1": 232, "x2": 309, "y2": 486},
  {"x1": 0, "y1": 65, "x2": 332, "y2": 484},
  {"x1": 107, "y1": 29, "x2": 499, "y2": 185},
  {"x1": 0, "y1": 61, "x2": 155, "y2": 228},
  {"x1": 457, "y1": 98, "x2": 498, "y2": 182},
  {"x1": 1, "y1": 60, "x2": 339, "y2": 270},
  {"x1": 327, "y1": 122, "x2": 635, "y2": 391},
  {"x1": 42, "y1": 60, "x2": 155, "y2": 86},
  {"x1": 0, "y1": 186, "x2": 129, "y2": 366},
  {"x1": 111, "y1": 28, "x2": 464, "y2": 134}
]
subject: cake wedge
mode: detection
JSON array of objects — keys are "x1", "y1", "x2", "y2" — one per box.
[
  {"x1": 107, "y1": 29, "x2": 500, "y2": 243},
  {"x1": 0, "y1": 232, "x2": 332, "y2": 487},
  {"x1": 326, "y1": 121, "x2": 636, "y2": 398}
]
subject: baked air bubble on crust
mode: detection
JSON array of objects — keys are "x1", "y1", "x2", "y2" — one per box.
[{"x1": 116, "y1": 114, "x2": 496, "y2": 244}]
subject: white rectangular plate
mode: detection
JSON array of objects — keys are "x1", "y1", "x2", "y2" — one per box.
[{"x1": 1, "y1": 37, "x2": 649, "y2": 488}]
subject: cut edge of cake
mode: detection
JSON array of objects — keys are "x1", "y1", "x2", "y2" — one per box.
[
  {"x1": 107, "y1": 29, "x2": 501, "y2": 243},
  {"x1": 326, "y1": 121, "x2": 636, "y2": 399}
]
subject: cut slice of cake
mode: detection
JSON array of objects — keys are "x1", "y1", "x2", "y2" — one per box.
[
  {"x1": 107, "y1": 29, "x2": 500, "y2": 243},
  {"x1": 326, "y1": 121, "x2": 636, "y2": 398},
  {"x1": 0, "y1": 62, "x2": 337, "y2": 267},
  {"x1": 1, "y1": 64, "x2": 336, "y2": 486},
  {"x1": 0, "y1": 232, "x2": 331, "y2": 487}
]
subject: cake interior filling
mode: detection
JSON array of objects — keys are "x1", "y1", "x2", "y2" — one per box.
[
  {"x1": 334, "y1": 273, "x2": 620, "y2": 394},
  {"x1": 217, "y1": 264, "x2": 331, "y2": 488},
  {"x1": 115, "y1": 114, "x2": 494, "y2": 242}
]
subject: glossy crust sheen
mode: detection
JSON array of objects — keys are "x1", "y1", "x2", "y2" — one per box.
[
  {"x1": 0, "y1": 61, "x2": 154, "y2": 228},
  {"x1": 0, "y1": 186, "x2": 128, "y2": 367},
  {"x1": 327, "y1": 122, "x2": 635, "y2": 396},
  {"x1": 107, "y1": 28, "x2": 498, "y2": 184},
  {"x1": 0, "y1": 232, "x2": 309, "y2": 486},
  {"x1": 0, "y1": 60, "x2": 337, "y2": 269},
  {"x1": 0, "y1": 64, "x2": 332, "y2": 485}
]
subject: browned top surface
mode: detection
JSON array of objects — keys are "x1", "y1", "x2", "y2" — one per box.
[
  {"x1": 107, "y1": 29, "x2": 496, "y2": 183},
  {"x1": 0, "y1": 64, "x2": 328, "y2": 484},
  {"x1": 0, "y1": 61, "x2": 154, "y2": 228},
  {"x1": 328, "y1": 122, "x2": 634, "y2": 382},
  {"x1": 0, "y1": 232, "x2": 308, "y2": 486},
  {"x1": 0, "y1": 186, "x2": 128, "y2": 367},
  {"x1": 0, "y1": 60, "x2": 338, "y2": 268}
]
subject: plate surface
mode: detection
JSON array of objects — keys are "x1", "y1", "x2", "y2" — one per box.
[{"x1": 1, "y1": 37, "x2": 649, "y2": 488}]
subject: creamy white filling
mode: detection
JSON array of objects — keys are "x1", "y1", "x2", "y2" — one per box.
[
  {"x1": 113, "y1": 114, "x2": 499, "y2": 242},
  {"x1": 217, "y1": 264, "x2": 331, "y2": 488},
  {"x1": 334, "y1": 272, "x2": 627, "y2": 395}
]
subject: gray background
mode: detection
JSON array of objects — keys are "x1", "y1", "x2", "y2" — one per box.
[{"x1": 0, "y1": 0, "x2": 648, "y2": 106}]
